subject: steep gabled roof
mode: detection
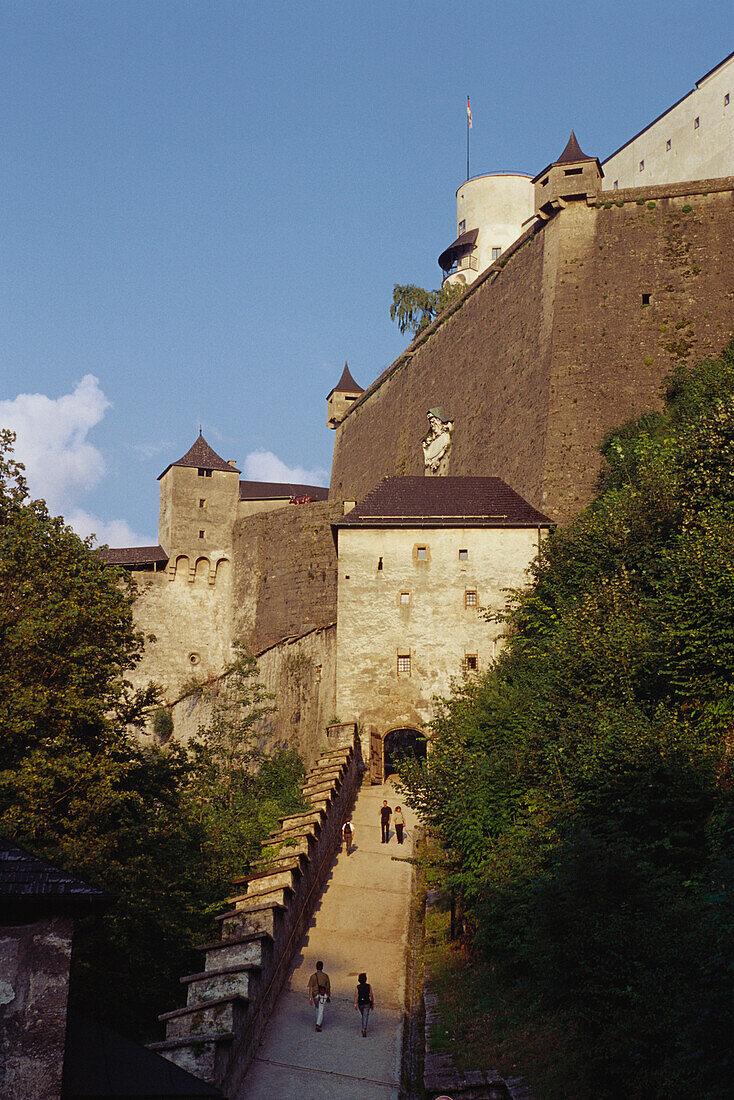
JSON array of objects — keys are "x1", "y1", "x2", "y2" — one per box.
[
  {"x1": 336, "y1": 476, "x2": 553, "y2": 529},
  {"x1": 327, "y1": 363, "x2": 364, "y2": 400},
  {"x1": 532, "y1": 131, "x2": 603, "y2": 183},
  {"x1": 158, "y1": 433, "x2": 240, "y2": 480},
  {"x1": 0, "y1": 839, "x2": 107, "y2": 917}
]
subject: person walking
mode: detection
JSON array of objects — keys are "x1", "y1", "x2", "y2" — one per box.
[
  {"x1": 307, "y1": 960, "x2": 330, "y2": 1031},
  {"x1": 394, "y1": 805, "x2": 405, "y2": 844},
  {"x1": 354, "y1": 972, "x2": 374, "y2": 1036},
  {"x1": 342, "y1": 818, "x2": 354, "y2": 854},
  {"x1": 379, "y1": 799, "x2": 392, "y2": 843}
]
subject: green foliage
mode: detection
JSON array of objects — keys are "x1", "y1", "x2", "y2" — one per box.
[
  {"x1": 0, "y1": 436, "x2": 306, "y2": 1039},
  {"x1": 390, "y1": 282, "x2": 464, "y2": 336},
  {"x1": 398, "y1": 345, "x2": 734, "y2": 1095},
  {"x1": 152, "y1": 705, "x2": 174, "y2": 741}
]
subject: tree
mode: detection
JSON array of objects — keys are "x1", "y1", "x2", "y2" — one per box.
[{"x1": 390, "y1": 282, "x2": 464, "y2": 336}]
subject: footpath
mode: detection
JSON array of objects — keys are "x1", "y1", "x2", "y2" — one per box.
[{"x1": 236, "y1": 778, "x2": 417, "y2": 1100}]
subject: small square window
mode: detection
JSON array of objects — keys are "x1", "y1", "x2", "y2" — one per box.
[
  {"x1": 491, "y1": 247, "x2": 501, "y2": 261},
  {"x1": 400, "y1": 591, "x2": 410, "y2": 605},
  {"x1": 465, "y1": 654, "x2": 478, "y2": 672},
  {"x1": 639, "y1": 160, "x2": 645, "y2": 172},
  {"x1": 613, "y1": 180, "x2": 619, "y2": 190},
  {"x1": 198, "y1": 467, "x2": 206, "y2": 477},
  {"x1": 459, "y1": 548, "x2": 468, "y2": 561},
  {"x1": 465, "y1": 589, "x2": 477, "y2": 608},
  {"x1": 458, "y1": 219, "x2": 466, "y2": 234},
  {"x1": 694, "y1": 116, "x2": 700, "y2": 129},
  {"x1": 642, "y1": 293, "x2": 651, "y2": 306},
  {"x1": 417, "y1": 546, "x2": 427, "y2": 561},
  {"x1": 725, "y1": 93, "x2": 730, "y2": 107},
  {"x1": 199, "y1": 499, "x2": 206, "y2": 508},
  {"x1": 397, "y1": 654, "x2": 411, "y2": 675},
  {"x1": 199, "y1": 530, "x2": 205, "y2": 539}
]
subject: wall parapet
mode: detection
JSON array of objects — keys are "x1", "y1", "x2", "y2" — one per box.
[{"x1": 149, "y1": 729, "x2": 362, "y2": 1096}]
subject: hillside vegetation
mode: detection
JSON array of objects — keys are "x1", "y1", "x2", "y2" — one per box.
[
  {"x1": 399, "y1": 345, "x2": 734, "y2": 1097},
  {"x1": 0, "y1": 430, "x2": 306, "y2": 1040}
]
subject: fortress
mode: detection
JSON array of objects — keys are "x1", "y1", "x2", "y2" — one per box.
[{"x1": 104, "y1": 53, "x2": 734, "y2": 774}]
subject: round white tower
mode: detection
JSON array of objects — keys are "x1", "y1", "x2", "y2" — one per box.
[{"x1": 438, "y1": 173, "x2": 534, "y2": 287}]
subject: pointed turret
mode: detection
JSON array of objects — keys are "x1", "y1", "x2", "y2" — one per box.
[
  {"x1": 327, "y1": 363, "x2": 364, "y2": 428},
  {"x1": 532, "y1": 131, "x2": 603, "y2": 217},
  {"x1": 157, "y1": 433, "x2": 240, "y2": 557}
]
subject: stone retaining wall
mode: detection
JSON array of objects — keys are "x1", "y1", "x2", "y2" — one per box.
[{"x1": 149, "y1": 729, "x2": 362, "y2": 1097}]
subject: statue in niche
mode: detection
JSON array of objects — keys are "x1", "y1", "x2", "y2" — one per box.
[{"x1": 422, "y1": 407, "x2": 454, "y2": 476}]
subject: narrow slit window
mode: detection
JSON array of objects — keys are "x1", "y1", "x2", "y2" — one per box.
[
  {"x1": 666, "y1": 138, "x2": 671, "y2": 151},
  {"x1": 199, "y1": 530, "x2": 205, "y2": 539},
  {"x1": 642, "y1": 293, "x2": 651, "y2": 306},
  {"x1": 694, "y1": 116, "x2": 700, "y2": 129},
  {"x1": 639, "y1": 160, "x2": 645, "y2": 172},
  {"x1": 199, "y1": 499, "x2": 206, "y2": 508},
  {"x1": 613, "y1": 180, "x2": 619, "y2": 190},
  {"x1": 725, "y1": 93, "x2": 730, "y2": 107},
  {"x1": 377, "y1": 557, "x2": 383, "y2": 571}
]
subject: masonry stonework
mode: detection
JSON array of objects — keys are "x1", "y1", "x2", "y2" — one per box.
[{"x1": 330, "y1": 182, "x2": 734, "y2": 522}]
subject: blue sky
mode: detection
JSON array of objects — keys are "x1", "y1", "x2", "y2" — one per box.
[{"x1": 1, "y1": 0, "x2": 732, "y2": 544}]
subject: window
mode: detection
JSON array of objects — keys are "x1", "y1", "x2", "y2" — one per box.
[
  {"x1": 199, "y1": 499, "x2": 206, "y2": 508},
  {"x1": 397, "y1": 653, "x2": 411, "y2": 675},
  {"x1": 725, "y1": 93, "x2": 730, "y2": 107},
  {"x1": 459, "y1": 548, "x2": 468, "y2": 561},
  {"x1": 465, "y1": 589, "x2": 477, "y2": 608},
  {"x1": 540, "y1": 176, "x2": 549, "y2": 187},
  {"x1": 491, "y1": 247, "x2": 501, "y2": 261},
  {"x1": 197, "y1": 468, "x2": 212, "y2": 478},
  {"x1": 666, "y1": 138, "x2": 671, "y2": 151},
  {"x1": 465, "y1": 654, "x2": 478, "y2": 672},
  {"x1": 639, "y1": 160, "x2": 645, "y2": 172},
  {"x1": 458, "y1": 219, "x2": 466, "y2": 234},
  {"x1": 642, "y1": 293, "x2": 651, "y2": 306},
  {"x1": 199, "y1": 530, "x2": 205, "y2": 539},
  {"x1": 694, "y1": 116, "x2": 700, "y2": 129},
  {"x1": 613, "y1": 180, "x2": 619, "y2": 190},
  {"x1": 400, "y1": 591, "x2": 410, "y2": 605},
  {"x1": 377, "y1": 557, "x2": 383, "y2": 571},
  {"x1": 564, "y1": 167, "x2": 582, "y2": 176},
  {"x1": 417, "y1": 546, "x2": 427, "y2": 561}
]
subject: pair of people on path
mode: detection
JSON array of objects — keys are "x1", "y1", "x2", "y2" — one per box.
[
  {"x1": 307, "y1": 962, "x2": 375, "y2": 1036},
  {"x1": 380, "y1": 801, "x2": 406, "y2": 844}
]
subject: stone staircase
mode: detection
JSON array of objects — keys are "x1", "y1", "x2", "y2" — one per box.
[{"x1": 149, "y1": 737, "x2": 361, "y2": 1095}]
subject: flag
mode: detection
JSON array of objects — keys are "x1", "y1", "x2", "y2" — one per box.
[{"x1": 467, "y1": 97, "x2": 472, "y2": 129}]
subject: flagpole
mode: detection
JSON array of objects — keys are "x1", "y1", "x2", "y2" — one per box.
[{"x1": 466, "y1": 96, "x2": 470, "y2": 180}]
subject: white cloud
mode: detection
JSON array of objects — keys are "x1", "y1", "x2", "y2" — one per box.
[
  {"x1": 0, "y1": 375, "x2": 151, "y2": 546},
  {"x1": 243, "y1": 449, "x2": 329, "y2": 487}
]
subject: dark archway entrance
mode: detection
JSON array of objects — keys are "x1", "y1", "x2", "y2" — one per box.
[{"x1": 383, "y1": 728, "x2": 427, "y2": 778}]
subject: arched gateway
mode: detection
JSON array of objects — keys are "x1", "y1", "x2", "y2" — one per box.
[{"x1": 368, "y1": 726, "x2": 426, "y2": 783}]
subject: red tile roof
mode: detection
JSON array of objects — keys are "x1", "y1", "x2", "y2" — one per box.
[
  {"x1": 97, "y1": 545, "x2": 169, "y2": 566},
  {"x1": 158, "y1": 433, "x2": 240, "y2": 480},
  {"x1": 336, "y1": 477, "x2": 553, "y2": 528},
  {"x1": 239, "y1": 481, "x2": 329, "y2": 501}
]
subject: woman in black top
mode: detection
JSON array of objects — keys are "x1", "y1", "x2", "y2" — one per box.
[{"x1": 354, "y1": 972, "x2": 374, "y2": 1036}]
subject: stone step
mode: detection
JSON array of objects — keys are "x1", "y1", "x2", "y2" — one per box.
[
  {"x1": 216, "y1": 900, "x2": 286, "y2": 939},
  {"x1": 196, "y1": 929, "x2": 272, "y2": 972},
  {"x1": 147, "y1": 1033, "x2": 233, "y2": 1083},
  {"x1": 182, "y1": 962, "x2": 261, "y2": 1006},
  {"x1": 159, "y1": 993, "x2": 250, "y2": 1041}
]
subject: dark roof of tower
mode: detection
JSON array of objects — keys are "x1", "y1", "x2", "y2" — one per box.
[
  {"x1": 0, "y1": 838, "x2": 107, "y2": 916},
  {"x1": 556, "y1": 130, "x2": 589, "y2": 164},
  {"x1": 532, "y1": 131, "x2": 603, "y2": 183},
  {"x1": 158, "y1": 433, "x2": 240, "y2": 480},
  {"x1": 335, "y1": 476, "x2": 553, "y2": 529},
  {"x1": 327, "y1": 363, "x2": 364, "y2": 400}
]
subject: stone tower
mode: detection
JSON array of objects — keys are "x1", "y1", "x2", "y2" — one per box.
[
  {"x1": 326, "y1": 363, "x2": 364, "y2": 428},
  {"x1": 157, "y1": 433, "x2": 240, "y2": 559},
  {"x1": 533, "y1": 131, "x2": 603, "y2": 218}
]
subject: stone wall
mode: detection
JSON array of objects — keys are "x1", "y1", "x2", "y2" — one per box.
[
  {"x1": 0, "y1": 915, "x2": 74, "y2": 1100},
  {"x1": 232, "y1": 500, "x2": 342, "y2": 653},
  {"x1": 330, "y1": 181, "x2": 734, "y2": 523},
  {"x1": 168, "y1": 624, "x2": 337, "y2": 770}
]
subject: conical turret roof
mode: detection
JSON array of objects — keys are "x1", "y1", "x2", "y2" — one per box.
[
  {"x1": 328, "y1": 362, "x2": 364, "y2": 399},
  {"x1": 555, "y1": 130, "x2": 590, "y2": 165},
  {"x1": 157, "y1": 432, "x2": 240, "y2": 480}
]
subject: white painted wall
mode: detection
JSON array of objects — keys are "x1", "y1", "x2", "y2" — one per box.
[
  {"x1": 602, "y1": 53, "x2": 734, "y2": 190},
  {"x1": 445, "y1": 174, "x2": 534, "y2": 287}
]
